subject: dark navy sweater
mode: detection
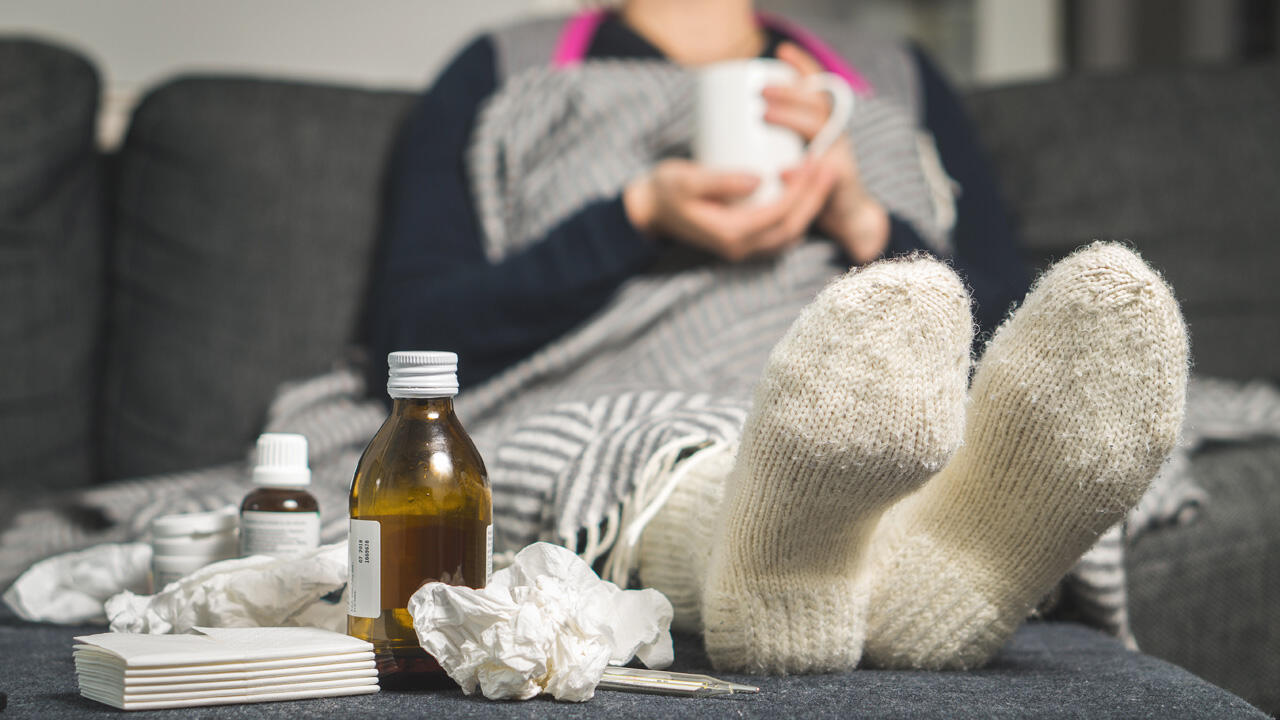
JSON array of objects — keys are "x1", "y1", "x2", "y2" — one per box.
[{"x1": 365, "y1": 16, "x2": 1030, "y2": 392}]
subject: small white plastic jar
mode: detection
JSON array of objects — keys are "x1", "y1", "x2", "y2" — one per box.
[{"x1": 149, "y1": 507, "x2": 239, "y2": 591}]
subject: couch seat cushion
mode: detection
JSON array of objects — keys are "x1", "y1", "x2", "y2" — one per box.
[{"x1": 0, "y1": 619, "x2": 1265, "y2": 717}]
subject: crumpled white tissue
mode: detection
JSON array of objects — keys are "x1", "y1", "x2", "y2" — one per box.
[
  {"x1": 3, "y1": 542, "x2": 152, "y2": 624},
  {"x1": 407, "y1": 541, "x2": 674, "y2": 703},
  {"x1": 104, "y1": 543, "x2": 348, "y2": 634}
]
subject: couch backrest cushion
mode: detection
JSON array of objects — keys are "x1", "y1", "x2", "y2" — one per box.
[
  {"x1": 0, "y1": 38, "x2": 103, "y2": 489},
  {"x1": 967, "y1": 62, "x2": 1280, "y2": 381},
  {"x1": 102, "y1": 77, "x2": 411, "y2": 480}
]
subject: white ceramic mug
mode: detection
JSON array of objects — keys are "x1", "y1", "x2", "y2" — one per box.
[{"x1": 694, "y1": 58, "x2": 854, "y2": 205}]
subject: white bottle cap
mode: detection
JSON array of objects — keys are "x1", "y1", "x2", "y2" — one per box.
[
  {"x1": 252, "y1": 433, "x2": 312, "y2": 487},
  {"x1": 151, "y1": 506, "x2": 239, "y2": 538},
  {"x1": 387, "y1": 351, "x2": 459, "y2": 398}
]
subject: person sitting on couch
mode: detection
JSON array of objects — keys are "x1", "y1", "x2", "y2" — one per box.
[
  {"x1": 364, "y1": 0, "x2": 1031, "y2": 392},
  {"x1": 364, "y1": 0, "x2": 1189, "y2": 674}
]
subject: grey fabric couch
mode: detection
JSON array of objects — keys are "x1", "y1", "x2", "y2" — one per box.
[{"x1": 1, "y1": 35, "x2": 1276, "y2": 716}]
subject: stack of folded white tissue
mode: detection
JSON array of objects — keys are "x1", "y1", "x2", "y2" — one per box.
[{"x1": 74, "y1": 626, "x2": 378, "y2": 710}]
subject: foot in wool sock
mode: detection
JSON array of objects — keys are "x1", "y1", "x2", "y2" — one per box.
[
  {"x1": 862, "y1": 242, "x2": 1189, "y2": 670},
  {"x1": 700, "y1": 256, "x2": 973, "y2": 674},
  {"x1": 637, "y1": 441, "x2": 734, "y2": 634}
]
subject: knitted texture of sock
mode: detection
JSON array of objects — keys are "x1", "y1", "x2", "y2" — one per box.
[
  {"x1": 637, "y1": 443, "x2": 735, "y2": 633},
  {"x1": 701, "y1": 256, "x2": 972, "y2": 674},
  {"x1": 862, "y1": 242, "x2": 1189, "y2": 670}
]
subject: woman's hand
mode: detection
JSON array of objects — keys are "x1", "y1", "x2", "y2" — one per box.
[
  {"x1": 624, "y1": 157, "x2": 838, "y2": 262},
  {"x1": 764, "y1": 42, "x2": 890, "y2": 264}
]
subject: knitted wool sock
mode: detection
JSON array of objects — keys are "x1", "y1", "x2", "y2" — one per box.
[
  {"x1": 636, "y1": 442, "x2": 735, "y2": 633},
  {"x1": 700, "y1": 257, "x2": 973, "y2": 674},
  {"x1": 862, "y1": 242, "x2": 1189, "y2": 670}
]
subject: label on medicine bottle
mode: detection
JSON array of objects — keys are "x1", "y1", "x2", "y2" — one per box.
[
  {"x1": 348, "y1": 519, "x2": 381, "y2": 618},
  {"x1": 240, "y1": 511, "x2": 320, "y2": 557},
  {"x1": 486, "y1": 523, "x2": 493, "y2": 584}
]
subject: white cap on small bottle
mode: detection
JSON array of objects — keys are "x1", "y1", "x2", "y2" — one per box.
[
  {"x1": 387, "y1": 351, "x2": 459, "y2": 398},
  {"x1": 252, "y1": 433, "x2": 312, "y2": 487}
]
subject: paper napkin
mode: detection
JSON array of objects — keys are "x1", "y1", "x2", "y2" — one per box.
[{"x1": 73, "y1": 626, "x2": 378, "y2": 710}]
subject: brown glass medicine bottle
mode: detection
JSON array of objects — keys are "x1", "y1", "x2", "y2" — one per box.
[
  {"x1": 240, "y1": 433, "x2": 320, "y2": 557},
  {"x1": 347, "y1": 351, "x2": 492, "y2": 689}
]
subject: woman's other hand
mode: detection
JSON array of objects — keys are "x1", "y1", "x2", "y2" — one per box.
[
  {"x1": 624, "y1": 158, "x2": 838, "y2": 262},
  {"x1": 765, "y1": 42, "x2": 889, "y2": 264}
]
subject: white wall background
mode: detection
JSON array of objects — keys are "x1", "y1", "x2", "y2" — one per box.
[
  {"x1": 2, "y1": 0, "x2": 1061, "y2": 147},
  {"x1": 1, "y1": 0, "x2": 549, "y2": 145},
  {"x1": 975, "y1": 0, "x2": 1061, "y2": 85}
]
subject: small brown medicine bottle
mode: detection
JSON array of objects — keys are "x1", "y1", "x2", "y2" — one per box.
[
  {"x1": 239, "y1": 433, "x2": 321, "y2": 557},
  {"x1": 347, "y1": 351, "x2": 492, "y2": 689}
]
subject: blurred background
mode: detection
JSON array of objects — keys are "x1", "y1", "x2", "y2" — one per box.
[{"x1": 2, "y1": 0, "x2": 1277, "y2": 148}]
